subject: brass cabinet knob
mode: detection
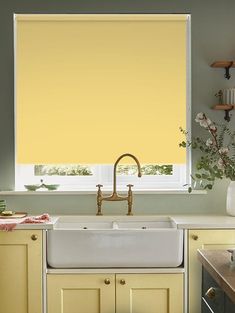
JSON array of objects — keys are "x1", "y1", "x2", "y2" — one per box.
[
  {"x1": 120, "y1": 279, "x2": 126, "y2": 285},
  {"x1": 31, "y1": 234, "x2": 38, "y2": 241},
  {"x1": 205, "y1": 287, "x2": 216, "y2": 299},
  {"x1": 192, "y1": 234, "x2": 199, "y2": 241},
  {"x1": 104, "y1": 278, "x2": 110, "y2": 285}
]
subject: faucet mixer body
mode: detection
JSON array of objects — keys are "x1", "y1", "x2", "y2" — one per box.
[{"x1": 96, "y1": 153, "x2": 142, "y2": 216}]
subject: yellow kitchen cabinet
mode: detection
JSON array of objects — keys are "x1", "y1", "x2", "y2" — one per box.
[
  {"x1": 47, "y1": 273, "x2": 184, "y2": 313},
  {"x1": 116, "y1": 273, "x2": 183, "y2": 313},
  {"x1": 188, "y1": 229, "x2": 235, "y2": 313},
  {"x1": 0, "y1": 230, "x2": 42, "y2": 313},
  {"x1": 47, "y1": 274, "x2": 116, "y2": 313}
]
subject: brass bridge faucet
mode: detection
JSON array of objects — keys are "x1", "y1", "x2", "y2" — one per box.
[{"x1": 96, "y1": 153, "x2": 142, "y2": 216}]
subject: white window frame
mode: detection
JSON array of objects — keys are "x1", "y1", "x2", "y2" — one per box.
[{"x1": 15, "y1": 164, "x2": 187, "y2": 191}]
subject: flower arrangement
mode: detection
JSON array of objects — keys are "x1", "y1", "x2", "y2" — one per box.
[{"x1": 180, "y1": 113, "x2": 235, "y2": 192}]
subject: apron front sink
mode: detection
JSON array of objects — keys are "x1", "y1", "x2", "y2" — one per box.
[{"x1": 47, "y1": 216, "x2": 183, "y2": 268}]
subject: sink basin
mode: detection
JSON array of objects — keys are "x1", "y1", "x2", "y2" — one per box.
[{"x1": 47, "y1": 216, "x2": 183, "y2": 268}]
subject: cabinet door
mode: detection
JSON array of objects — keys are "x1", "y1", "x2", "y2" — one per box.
[
  {"x1": 47, "y1": 274, "x2": 115, "y2": 313},
  {"x1": 0, "y1": 230, "x2": 42, "y2": 313},
  {"x1": 116, "y1": 273, "x2": 184, "y2": 313},
  {"x1": 188, "y1": 229, "x2": 235, "y2": 313}
]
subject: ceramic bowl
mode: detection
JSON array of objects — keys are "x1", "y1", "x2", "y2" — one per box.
[
  {"x1": 44, "y1": 184, "x2": 60, "y2": 191},
  {"x1": 24, "y1": 184, "x2": 40, "y2": 191}
]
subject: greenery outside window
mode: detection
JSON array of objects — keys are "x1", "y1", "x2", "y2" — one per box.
[{"x1": 15, "y1": 164, "x2": 186, "y2": 191}]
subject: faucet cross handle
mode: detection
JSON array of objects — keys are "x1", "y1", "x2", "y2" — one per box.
[
  {"x1": 127, "y1": 184, "x2": 134, "y2": 190},
  {"x1": 96, "y1": 184, "x2": 103, "y2": 190}
]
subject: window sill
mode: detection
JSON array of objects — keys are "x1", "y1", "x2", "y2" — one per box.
[{"x1": 0, "y1": 189, "x2": 207, "y2": 195}]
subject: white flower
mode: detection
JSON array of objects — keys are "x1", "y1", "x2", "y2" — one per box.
[
  {"x1": 206, "y1": 138, "x2": 213, "y2": 146},
  {"x1": 195, "y1": 113, "x2": 216, "y2": 129},
  {"x1": 217, "y1": 158, "x2": 225, "y2": 169},
  {"x1": 209, "y1": 124, "x2": 217, "y2": 131},
  {"x1": 195, "y1": 112, "x2": 205, "y2": 123},
  {"x1": 219, "y1": 147, "x2": 229, "y2": 154},
  {"x1": 199, "y1": 120, "x2": 208, "y2": 128},
  {"x1": 206, "y1": 118, "x2": 212, "y2": 125}
]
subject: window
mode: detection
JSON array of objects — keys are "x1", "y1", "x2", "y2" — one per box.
[
  {"x1": 15, "y1": 163, "x2": 187, "y2": 191},
  {"x1": 15, "y1": 14, "x2": 190, "y2": 191}
]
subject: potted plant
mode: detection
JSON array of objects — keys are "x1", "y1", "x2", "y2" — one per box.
[{"x1": 180, "y1": 112, "x2": 235, "y2": 215}]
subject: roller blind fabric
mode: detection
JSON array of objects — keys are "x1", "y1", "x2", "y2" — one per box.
[{"x1": 15, "y1": 14, "x2": 188, "y2": 164}]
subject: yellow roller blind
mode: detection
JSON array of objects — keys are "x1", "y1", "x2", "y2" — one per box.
[{"x1": 15, "y1": 14, "x2": 188, "y2": 164}]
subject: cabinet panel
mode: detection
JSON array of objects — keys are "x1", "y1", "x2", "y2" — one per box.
[
  {"x1": 116, "y1": 273, "x2": 184, "y2": 313},
  {"x1": 225, "y1": 295, "x2": 235, "y2": 312},
  {"x1": 47, "y1": 274, "x2": 115, "y2": 313},
  {"x1": 188, "y1": 230, "x2": 235, "y2": 313},
  {"x1": 0, "y1": 230, "x2": 42, "y2": 313},
  {"x1": 202, "y1": 298, "x2": 213, "y2": 313}
]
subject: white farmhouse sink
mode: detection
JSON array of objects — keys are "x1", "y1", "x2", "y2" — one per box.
[{"x1": 47, "y1": 216, "x2": 183, "y2": 268}]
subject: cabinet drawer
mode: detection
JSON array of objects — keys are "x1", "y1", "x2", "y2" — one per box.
[{"x1": 202, "y1": 268, "x2": 224, "y2": 313}]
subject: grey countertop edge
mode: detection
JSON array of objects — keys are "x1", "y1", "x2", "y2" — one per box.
[{"x1": 197, "y1": 249, "x2": 235, "y2": 304}]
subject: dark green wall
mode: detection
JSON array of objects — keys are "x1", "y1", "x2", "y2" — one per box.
[{"x1": 0, "y1": 0, "x2": 234, "y2": 215}]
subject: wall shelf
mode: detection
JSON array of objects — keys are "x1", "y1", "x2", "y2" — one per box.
[
  {"x1": 213, "y1": 104, "x2": 234, "y2": 110},
  {"x1": 211, "y1": 61, "x2": 235, "y2": 79},
  {"x1": 213, "y1": 104, "x2": 234, "y2": 122}
]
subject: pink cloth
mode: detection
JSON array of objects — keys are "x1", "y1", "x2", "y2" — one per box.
[{"x1": 0, "y1": 213, "x2": 50, "y2": 231}]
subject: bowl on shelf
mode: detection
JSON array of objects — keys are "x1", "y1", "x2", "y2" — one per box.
[
  {"x1": 43, "y1": 184, "x2": 60, "y2": 191},
  {"x1": 24, "y1": 184, "x2": 40, "y2": 191},
  {"x1": 24, "y1": 180, "x2": 60, "y2": 191}
]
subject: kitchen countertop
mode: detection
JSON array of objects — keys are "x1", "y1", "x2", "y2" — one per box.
[
  {"x1": 4, "y1": 214, "x2": 235, "y2": 230},
  {"x1": 51, "y1": 214, "x2": 235, "y2": 230},
  {"x1": 16, "y1": 216, "x2": 59, "y2": 229},
  {"x1": 172, "y1": 215, "x2": 235, "y2": 229},
  {"x1": 1, "y1": 216, "x2": 59, "y2": 230},
  {"x1": 197, "y1": 249, "x2": 235, "y2": 304}
]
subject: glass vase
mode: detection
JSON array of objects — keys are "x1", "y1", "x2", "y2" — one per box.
[{"x1": 226, "y1": 181, "x2": 235, "y2": 216}]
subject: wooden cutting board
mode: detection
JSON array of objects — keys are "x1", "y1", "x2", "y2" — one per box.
[{"x1": 0, "y1": 212, "x2": 27, "y2": 219}]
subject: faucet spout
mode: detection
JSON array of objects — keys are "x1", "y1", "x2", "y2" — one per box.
[{"x1": 113, "y1": 153, "x2": 142, "y2": 194}]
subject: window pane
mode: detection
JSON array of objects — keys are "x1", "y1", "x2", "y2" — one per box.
[
  {"x1": 117, "y1": 164, "x2": 173, "y2": 176},
  {"x1": 34, "y1": 165, "x2": 93, "y2": 176}
]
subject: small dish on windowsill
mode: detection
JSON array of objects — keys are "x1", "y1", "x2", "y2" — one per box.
[
  {"x1": 41, "y1": 184, "x2": 60, "y2": 191},
  {"x1": 24, "y1": 184, "x2": 41, "y2": 191},
  {"x1": 24, "y1": 180, "x2": 60, "y2": 191}
]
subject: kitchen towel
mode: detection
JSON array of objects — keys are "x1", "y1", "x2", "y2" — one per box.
[{"x1": 0, "y1": 213, "x2": 50, "y2": 231}]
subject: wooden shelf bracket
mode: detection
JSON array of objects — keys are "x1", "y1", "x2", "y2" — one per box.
[
  {"x1": 224, "y1": 62, "x2": 233, "y2": 79},
  {"x1": 213, "y1": 104, "x2": 234, "y2": 122},
  {"x1": 224, "y1": 107, "x2": 233, "y2": 122},
  {"x1": 211, "y1": 61, "x2": 235, "y2": 80}
]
